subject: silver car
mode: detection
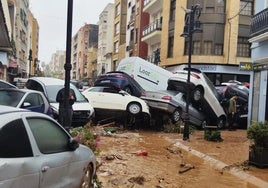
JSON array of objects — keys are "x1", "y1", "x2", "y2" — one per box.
[
  {"x1": 0, "y1": 105, "x2": 96, "y2": 188},
  {"x1": 0, "y1": 88, "x2": 52, "y2": 116},
  {"x1": 141, "y1": 90, "x2": 207, "y2": 128},
  {"x1": 168, "y1": 68, "x2": 226, "y2": 128}
]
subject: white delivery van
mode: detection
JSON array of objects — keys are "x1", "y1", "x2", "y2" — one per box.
[{"x1": 116, "y1": 57, "x2": 174, "y2": 91}]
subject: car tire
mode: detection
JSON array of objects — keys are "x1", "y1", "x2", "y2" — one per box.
[
  {"x1": 192, "y1": 87, "x2": 203, "y2": 102},
  {"x1": 172, "y1": 109, "x2": 182, "y2": 123},
  {"x1": 124, "y1": 86, "x2": 132, "y2": 95},
  {"x1": 127, "y1": 102, "x2": 141, "y2": 115},
  {"x1": 81, "y1": 164, "x2": 94, "y2": 188}
]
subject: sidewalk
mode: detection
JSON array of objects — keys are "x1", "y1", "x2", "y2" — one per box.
[{"x1": 171, "y1": 129, "x2": 268, "y2": 188}]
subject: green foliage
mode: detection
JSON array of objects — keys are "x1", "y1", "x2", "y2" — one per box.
[
  {"x1": 70, "y1": 124, "x2": 100, "y2": 154},
  {"x1": 204, "y1": 129, "x2": 223, "y2": 142},
  {"x1": 247, "y1": 121, "x2": 268, "y2": 148}
]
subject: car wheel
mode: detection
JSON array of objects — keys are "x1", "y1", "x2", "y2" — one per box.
[
  {"x1": 127, "y1": 103, "x2": 141, "y2": 115},
  {"x1": 81, "y1": 164, "x2": 94, "y2": 188},
  {"x1": 192, "y1": 87, "x2": 203, "y2": 102},
  {"x1": 217, "y1": 117, "x2": 226, "y2": 129},
  {"x1": 172, "y1": 109, "x2": 181, "y2": 123},
  {"x1": 124, "y1": 86, "x2": 132, "y2": 95}
]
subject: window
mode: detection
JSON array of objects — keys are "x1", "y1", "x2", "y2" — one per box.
[
  {"x1": 28, "y1": 118, "x2": 69, "y2": 154},
  {"x1": 114, "y1": 41, "x2": 119, "y2": 53},
  {"x1": 169, "y1": 0, "x2": 176, "y2": 22},
  {"x1": 168, "y1": 36, "x2": 174, "y2": 58},
  {"x1": 115, "y1": 3, "x2": 120, "y2": 17},
  {"x1": 215, "y1": 44, "x2": 223, "y2": 55},
  {"x1": 115, "y1": 22, "x2": 120, "y2": 35},
  {"x1": 237, "y1": 37, "x2": 251, "y2": 57},
  {"x1": 0, "y1": 119, "x2": 33, "y2": 158},
  {"x1": 193, "y1": 41, "x2": 201, "y2": 55},
  {"x1": 240, "y1": 1, "x2": 253, "y2": 16},
  {"x1": 24, "y1": 93, "x2": 44, "y2": 107},
  {"x1": 203, "y1": 41, "x2": 212, "y2": 55}
]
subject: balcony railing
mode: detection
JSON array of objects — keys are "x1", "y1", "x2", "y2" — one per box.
[
  {"x1": 250, "y1": 8, "x2": 268, "y2": 38},
  {"x1": 142, "y1": 18, "x2": 162, "y2": 37}
]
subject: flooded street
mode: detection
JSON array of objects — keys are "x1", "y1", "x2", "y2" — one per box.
[{"x1": 96, "y1": 129, "x2": 262, "y2": 188}]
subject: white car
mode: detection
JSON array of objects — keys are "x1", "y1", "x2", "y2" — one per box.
[
  {"x1": 0, "y1": 105, "x2": 96, "y2": 188},
  {"x1": 0, "y1": 88, "x2": 52, "y2": 116},
  {"x1": 82, "y1": 86, "x2": 150, "y2": 121},
  {"x1": 168, "y1": 68, "x2": 226, "y2": 128},
  {"x1": 25, "y1": 77, "x2": 95, "y2": 127}
]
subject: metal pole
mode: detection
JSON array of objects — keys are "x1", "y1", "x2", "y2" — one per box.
[
  {"x1": 63, "y1": 0, "x2": 73, "y2": 128},
  {"x1": 183, "y1": 7, "x2": 194, "y2": 141}
]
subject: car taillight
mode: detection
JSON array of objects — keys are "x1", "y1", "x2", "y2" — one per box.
[
  {"x1": 191, "y1": 73, "x2": 200, "y2": 79},
  {"x1": 115, "y1": 75, "x2": 127, "y2": 79},
  {"x1": 162, "y1": 96, "x2": 172, "y2": 101}
]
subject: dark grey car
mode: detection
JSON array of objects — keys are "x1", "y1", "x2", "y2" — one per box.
[{"x1": 141, "y1": 90, "x2": 207, "y2": 128}]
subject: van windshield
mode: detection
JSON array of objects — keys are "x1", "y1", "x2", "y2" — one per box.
[{"x1": 45, "y1": 85, "x2": 87, "y2": 103}]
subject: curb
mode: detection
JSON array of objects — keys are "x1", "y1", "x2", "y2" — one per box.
[{"x1": 174, "y1": 141, "x2": 268, "y2": 188}]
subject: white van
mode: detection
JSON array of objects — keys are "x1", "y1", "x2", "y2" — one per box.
[{"x1": 116, "y1": 57, "x2": 174, "y2": 91}]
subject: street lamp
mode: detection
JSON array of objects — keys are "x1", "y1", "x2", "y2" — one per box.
[
  {"x1": 28, "y1": 49, "x2": 32, "y2": 77},
  {"x1": 180, "y1": 4, "x2": 202, "y2": 141},
  {"x1": 63, "y1": 0, "x2": 73, "y2": 129}
]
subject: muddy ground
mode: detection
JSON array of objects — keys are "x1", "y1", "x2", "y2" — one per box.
[{"x1": 94, "y1": 127, "x2": 267, "y2": 188}]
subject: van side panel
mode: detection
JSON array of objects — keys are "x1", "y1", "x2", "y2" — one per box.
[{"x1": 117, "y1": 57, "x2": 174, "y2": 91}]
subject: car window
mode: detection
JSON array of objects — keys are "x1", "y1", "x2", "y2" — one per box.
[
  {"x1": 46, "y1": 85, "x2": 87, "y2": 103},
  {"x1": 26, "y1": 80, "x2": 44, "y2": 93},
  {"x1": 0, "y1": 90, "x2": 24, "y2": 107},
  {"x1": 24, "y1": 93, "x2": 44, "y2": 106},
  {"x1": 27, "y1": 118, "x2": 70, "y2": 154},
  {"x1": 103, "y1": 87, "x2": 119, "y2": 93},
  {"x1": 0, "y1": 119, "x2": 33, "y2": 158}
]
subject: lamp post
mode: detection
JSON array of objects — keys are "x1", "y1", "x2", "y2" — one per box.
[
  {"x1": 28, "y1": 49, "x2": 32, "y2": 77},
  {"x1": 63, "y1": 0, "x2": 73, "y2": 129},
  {"x1": 180, "y1": 4, "x2": 202, "y2": 141}
]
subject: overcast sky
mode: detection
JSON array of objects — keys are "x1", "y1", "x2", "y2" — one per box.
[{"x1": 29, "y1": 0, "x2": 113, "y2": 64}]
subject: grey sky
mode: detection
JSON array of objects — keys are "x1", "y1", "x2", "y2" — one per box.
[{"x1": 29, "y1": 0, "x2": 113, "y2": 64}]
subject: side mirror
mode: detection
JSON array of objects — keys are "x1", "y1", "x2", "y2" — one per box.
[
  {"x1": 68, "y1": 138, "x2": 79, "y2": 151},
  {"x1": 22, "y1": 102, "x2": 31, "y2": 108}
]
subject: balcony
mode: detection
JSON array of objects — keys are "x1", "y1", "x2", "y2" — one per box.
[
  {"x1": 249, "y1": 8, "x2": 268, "y2": 43},
  {"x1": 143, "y1": 0, "x2": 162, "y2": 15},
  {"x1": 142, "y1": 18, "x2": 162, "y2": 45}
]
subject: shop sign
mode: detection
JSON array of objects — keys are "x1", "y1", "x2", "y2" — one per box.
[{"x1": 239, "y1": 62, "x2": 252, "y2": 71}]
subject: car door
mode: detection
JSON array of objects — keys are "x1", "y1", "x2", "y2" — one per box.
[
  {"x1": 26, "y1": 117, "x2": 85, "y2": 188},
  {"x1": 0, "y1": 119, "x2": 39, "y2": 188},
  {"x1": 22, "y1": 93, "x2": 45, "y2": 113}
]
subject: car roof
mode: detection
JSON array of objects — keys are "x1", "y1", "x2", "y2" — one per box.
[
  {"x1": 0, "y1": 105, "x2": 29, "y2": 114},
  {"x1": 0, "y1": 79, "x2": 18, "y2": 88},
  {"x1": 28, "y1": 77, "x2": 65, "y2": 86}
]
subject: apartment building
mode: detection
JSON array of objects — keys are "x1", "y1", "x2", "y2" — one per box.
[
  {"x1": 248, "y1": 0, "x2": 268, "y2": 123},
  {"x1": 125, "y1": 0, "x2": 149, "y2": 59},
  {"x1": 141, "y1": 0, "x2": 162, "y2": 65},
  {"x1": 71, "y1": 24, "x2": 98, "y2": 80},
  {"x1": 27, "y1": 10, "x2": 39, "y2": 76},
  {"x1": 112, "y1": 0, "x2": 127, "y2": 70},
  {"x1": 97, "y1": 3, "x2": 114, "y2": 75},
  {"x1": 158, "y1": 0, "x2": 252, "y2": 84},
  {"x1": 48, "y1": 50, "x2": 65, "y2": 79},
  {"x1": 0, "y1": 0, "x2": 13, "y2": 80}
]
